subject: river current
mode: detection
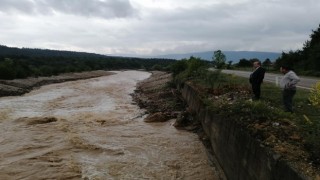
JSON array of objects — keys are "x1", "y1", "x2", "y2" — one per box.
[{"x1": 0, "y1": 70, "x2": 218, "y2": 179}]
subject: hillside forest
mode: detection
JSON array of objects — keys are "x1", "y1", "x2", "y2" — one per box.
[{"x1": 0, "y1": 46, "x2": 175, "y2": 80}]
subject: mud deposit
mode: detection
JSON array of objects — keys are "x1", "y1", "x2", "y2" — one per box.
[{"x1": 0, "y1": 70, "x2": 218, "y2": 179}]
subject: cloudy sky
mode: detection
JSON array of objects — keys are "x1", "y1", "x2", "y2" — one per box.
[{"x1": 0, "y1": 0, "x2": 319, "y2": 56}]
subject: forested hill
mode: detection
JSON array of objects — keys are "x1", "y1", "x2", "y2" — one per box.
[
  {"x1": 0, "y1": 45, "x2": 176, "y2": 80},
  {"x1": 0, "y1": 45, "x2": 107, "y2": 58}
]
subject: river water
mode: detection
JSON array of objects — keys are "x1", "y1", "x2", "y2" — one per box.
[{"x1": 0, "y1": 70, "x2": 219, "y2": 179}]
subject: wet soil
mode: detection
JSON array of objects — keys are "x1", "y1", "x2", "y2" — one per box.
[
  {"x1": 132, "y1": 71, "x2": 227, "y2": 179},
  {"x1": 131, "y1": 71, "x2": 205, "y2": 130}
]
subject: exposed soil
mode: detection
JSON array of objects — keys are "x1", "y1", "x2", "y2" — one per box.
[
  {"x1": 132, "y1": 71, "x2": 227, "y2": 179},
  {"x1": 0, "y1": 70, "x2": 115, "y2": 97},
  {"x1": 131, "y1": 71, "x2": 199, "y2": 129}
]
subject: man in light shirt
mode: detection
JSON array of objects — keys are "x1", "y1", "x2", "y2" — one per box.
[{"x1": 280, "y1": 66, "x2": 300, "y2": 112}]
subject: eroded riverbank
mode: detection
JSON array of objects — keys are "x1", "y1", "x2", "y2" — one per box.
[{"x1": 0, "y1": 70, "x2": 114, "y2": 97}]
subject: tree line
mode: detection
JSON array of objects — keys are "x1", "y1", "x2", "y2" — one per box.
[
  {"x1": 274, "y1": 24, "x2": 320, "y2": 76},
  {"x1": 0, "y1": 45, "x2": 175, "y2": 80},
  {"x1": 211, "y1": 23, "x2": 320, "y2": 76},
  {"x1": 211, "y1": 50, "x2": 272, "y2": 70}
]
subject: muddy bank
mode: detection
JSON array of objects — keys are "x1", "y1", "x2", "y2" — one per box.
[
  {"x1": 132, "y1": 71, "x2": 195, "y2": 126},
  {"x1": 132, "y1": 71, "x2": 182, "y2": 120},
  {"x1": 132, "y1": 71, "x2": 227, "y2": 179},
  {"x1": 0, "y1": 70, "x2": 114, "y2": 97}
]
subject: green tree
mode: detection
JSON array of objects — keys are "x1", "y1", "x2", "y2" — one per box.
[
  {"x1": 212, "y1": 50, "x2": 226, "y2": 69},
  {"x1": 274, "y1": 23, "x2": 320, "y2": 75},
  {"x1": 0, "y1": 58, "x2": 16, "y2": 79},
  {"x1": 237, "y1": 58, "x2": 251, "y2": 67},
  {"x1": 226, "y1": 61, "x2": 233, "y2": 69},
  {"x1": 186, "y1": 56, "x2": 208, "y2": 77},
  {"x1": 151, "y1": 64, "x2": 163, "y2": 71},
  {"x1": 262, "y1": 58, "x2": 272, "y2": 70}
]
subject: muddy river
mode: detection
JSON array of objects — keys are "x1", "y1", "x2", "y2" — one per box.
[{"x1": 0, "y1": 70, "x2": 219, "y2": 179}]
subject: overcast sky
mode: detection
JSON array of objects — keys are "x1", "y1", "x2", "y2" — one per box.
[{"x1": 0, "y1": 0, "x2": 319, "y2": 56}]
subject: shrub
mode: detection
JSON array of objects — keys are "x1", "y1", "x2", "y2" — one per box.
[
  {"x1": 309, "y1": 82, "x2": 320, "y2": 107},
  {"x1": 170, "y1": 60, "x2": 188, "y2": 76},
  {"x1": 205, "y1": 70, "x2": 220, "y2": 89}
]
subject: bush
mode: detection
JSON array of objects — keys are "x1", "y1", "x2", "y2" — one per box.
[
  {"x1": 300, "y1": 115, "x2": 320, "y2": 165},
  {"x1": 202, "y1": 70, "x2": 221, "y2": 89},
  {"x1": 170, "y1": 60, "x2": 188, "y2": 76},
  {"x1": 309, "y1": 82, "x2": 320, "y2": 107},
  {"x1": 151, "y1": 64, "x2": 163, "y2": 71}
]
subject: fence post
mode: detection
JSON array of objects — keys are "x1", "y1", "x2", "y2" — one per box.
[{"x1": 275, "y1": 76, "x2": 279, "y2": 86}]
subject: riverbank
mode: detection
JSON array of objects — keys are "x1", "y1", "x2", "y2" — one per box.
[
  {"x1": 0, "y1": 70, "x2": 115, "y2": 97},
  {"x1": 132, "y1": 71, "x2": 227, "y2": 179},
  {"x1": 132, "y1": 71, "x2": 202, "y2": 128}
]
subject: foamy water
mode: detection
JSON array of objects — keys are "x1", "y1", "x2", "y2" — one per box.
[{"x1": 0, "y1": 70, "x2": 219, "y2": 179}]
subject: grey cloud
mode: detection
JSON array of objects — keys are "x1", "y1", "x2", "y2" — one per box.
[
  {"x1": 121, "y1": 1, "x2": 319, "y2": 54},
  {"x1": 1, "y1": 0, "x2": 319, "y2": 55},
  {"x1": 140, "y1": 1, "x2": 318, "y2": 41},
  {"x1": 0, "y1": 0, "x2": 36, "y2": 14},
  {"x1": 0, "y1": 0, "x2": 138, "y2": 18},
  {"x1": 128, "y1": 4, "x2": 247, "y2": 42}
]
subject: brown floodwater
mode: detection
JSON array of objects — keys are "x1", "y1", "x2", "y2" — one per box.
[{"x1": 0, "y1": 70, "x2": 219, "y2": 179}]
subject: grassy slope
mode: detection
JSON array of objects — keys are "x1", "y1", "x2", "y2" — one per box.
[{"x1": 188, "y1": 72, "x2": 320, "y2": 178}]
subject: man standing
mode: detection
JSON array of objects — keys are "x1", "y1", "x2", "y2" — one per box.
[
  {"x1": 280, "y1": 66, "x2": 300, "y2": 112},
  {"x1": 249, "y1": 60, "x2": 266, "y2": 100}
]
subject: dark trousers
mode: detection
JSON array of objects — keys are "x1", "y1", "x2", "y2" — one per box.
[
  {"x1": 283, "y1": 89, "x2": 296, "y2": 112},
  {"x1": 252, "y1": 83, "x2": 261, "y2": 99}
]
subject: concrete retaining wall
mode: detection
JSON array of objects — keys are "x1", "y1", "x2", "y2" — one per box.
[{"x1": 181, "y1": 83, "x2": 308, "y2": 180}]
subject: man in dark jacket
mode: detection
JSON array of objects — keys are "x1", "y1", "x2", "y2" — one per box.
[{"x1": 249, "y1": 60, "x2": 266, "y2": 100}]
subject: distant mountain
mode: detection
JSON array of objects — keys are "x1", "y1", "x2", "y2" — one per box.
[{"x1": 151, "y1": 51, "x2": 281, "y2": 63}]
